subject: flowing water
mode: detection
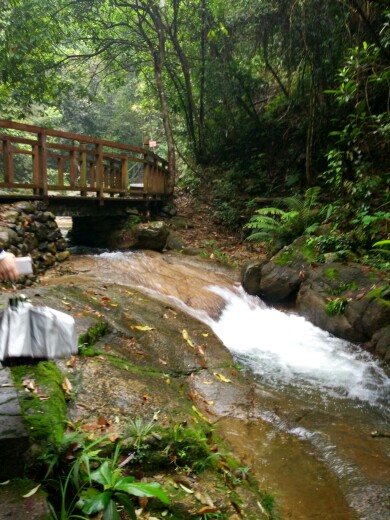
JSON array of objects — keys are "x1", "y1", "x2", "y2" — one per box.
[{"x1": 75, "y1": 249, "x2": 390, "y2": 519}]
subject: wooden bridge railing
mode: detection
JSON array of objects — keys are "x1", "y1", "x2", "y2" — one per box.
[{"x1": 0, "y1": 119, "x2": 170, "y2": 203}]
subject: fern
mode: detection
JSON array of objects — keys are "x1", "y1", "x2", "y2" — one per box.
[{"x1": 244, "y1": 187, "x2": 321, "y2": 249}]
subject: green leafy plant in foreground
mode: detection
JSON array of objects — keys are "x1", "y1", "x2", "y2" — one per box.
[
  {"x1": 45, "y1": 436, "x2": 169, "y2": 520},
  {"x1": 77, "y1": 458, "x2": 169, "y2": 520}
]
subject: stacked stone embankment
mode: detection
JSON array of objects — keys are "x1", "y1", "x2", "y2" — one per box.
[{"x1": 0, "y1": 201, "x2": 69, "y2": 284}]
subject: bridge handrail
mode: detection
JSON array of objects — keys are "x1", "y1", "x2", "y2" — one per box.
[{"x1": 0, "y1": 118, "x2": 169, "y2": 203}]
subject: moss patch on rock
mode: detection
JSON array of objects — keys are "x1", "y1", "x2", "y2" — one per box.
[{"x1": 11, "y1": 361, "x2": 68, "y2": 444}]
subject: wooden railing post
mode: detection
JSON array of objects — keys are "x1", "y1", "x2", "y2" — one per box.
[
  {"x1": 80, "y1": 143, "x2": 87, "y2": 196},
  {"x1": 38, "y1": 130, "x2": 48, "y2": 197},
  {"x1": 69, "y1": 149, "x2": 77, "y2": 187},
  {"x1": 32, "y1": 144, "x2": 40, "y2": 194},
  {"x1": 2, "y1": 139, "x2": 14, "y2": 183},
  {"x1": 120, "y1": 157, "x2": 128, "y2": 197},
  {"x1": 95, "y1": 143, "x2": 104, "y2": 203},
  {"x1": 143, "y1": 136, "x2": 150, "y2": 196}
]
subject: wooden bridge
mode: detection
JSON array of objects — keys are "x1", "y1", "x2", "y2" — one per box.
[{"x1": 0, "y1": 119, "x2": 170, "y2": 215}]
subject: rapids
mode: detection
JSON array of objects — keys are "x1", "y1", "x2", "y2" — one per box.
[{"x1": 82, "y1": 249, "x2": 389, "y2": 519}]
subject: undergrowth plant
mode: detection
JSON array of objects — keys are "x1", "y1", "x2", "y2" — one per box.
[{"x1": 244, "y1": 187, "x2": 321, "y2": 250}]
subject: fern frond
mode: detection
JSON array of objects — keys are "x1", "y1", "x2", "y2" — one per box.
[{"x1": 253, "y1": 207, "x2": 287, "y2": 216}]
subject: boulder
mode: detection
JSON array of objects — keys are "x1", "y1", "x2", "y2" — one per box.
[{"x1": 133, "y1": 221, "x2": 169, "y2": 251}]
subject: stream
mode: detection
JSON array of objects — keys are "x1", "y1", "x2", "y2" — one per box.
[{"x1": 73, "y1": 248, "x2": 390, "y2": 519}]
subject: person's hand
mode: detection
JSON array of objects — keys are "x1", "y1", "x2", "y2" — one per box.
[{"x1": 0, "y1": 252, "x2": 19, "y2": 281}]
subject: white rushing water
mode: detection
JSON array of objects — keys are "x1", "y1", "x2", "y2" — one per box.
[{"x1": 207, "y1": 285, "x2": 390, "y2": 409}]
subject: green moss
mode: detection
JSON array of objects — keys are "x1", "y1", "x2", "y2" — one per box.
[
  {"x1": 125, "y1": 215, "x2": 142, "y2": 228},
  {"x1": 324, "y1": 267, "x2": 340, "y2": 280},
  {"x1": 11, "y1": 361, "x2": 67, "y2": 444},
  {"x1": 78, "y1": 320, "x2": 109, "y2": 347},
  {"x1": 325, "y1": 281, "x2": 359, "y2": 296},
  {"x1": 274, "y1": 250, "x2": 293, "y2": 266}
]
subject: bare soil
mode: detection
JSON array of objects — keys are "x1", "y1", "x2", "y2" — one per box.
[{"x1": 169, "y1": 189, "x2": 267, "y2": 266}]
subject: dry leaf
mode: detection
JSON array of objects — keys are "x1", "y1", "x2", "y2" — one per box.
[
  {"x1": 22, "y1": 484, "x2": 41, "y2": 498},
  {"x1": 66, "y1": 356, "x2": 77, "y2": 367},
  {"x1": 179, "y1": 483, "x2": 194, "y2": 494},
  {"x1": 62, "y1": 377, "x2": 73, "y2": 395},
  {"x1": 97, "y1": 416, "x2": 111, "y2": 427},
  {"x1": 196, "y1": 506, "x2": 218, "y2": 514}
]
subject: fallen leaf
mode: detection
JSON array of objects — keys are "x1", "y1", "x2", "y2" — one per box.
[
  {"x1": 138, "y1": 496, "x2": 148, "y2": 508},
  {"x1": 97, "y1": 416, "x2": 111, "y2": 427},
  {"x1": 192, "y1": 405, "x2": 210, "y2": 423},
  {"x1": 182, "y1": 328, "x2": 194, "y2": 348},
  {"x1": 0, "y1": 480, "x2": 10, "y2": 486},
  {"x1": 66, "y1": 356, "x2": 77, "y2": 367},
  {"x1": 213, "y1": 372, "x2": 231, "y2": 383},
  {"x1": 196, "y1": 506, "x2": 219, "y2": 514},
  {"x1": 62, "y1": 377, "x2": 73, "y2": 395},
  {"x1": 158, "y1": 358, "x2": 167, "y2": 365},
  {"x1": 201, "y1": 333, "x2": 209, "y2": 337},
  {"x1": 22, "y1": 484, "x2": 41, "y2": 498},
  {"x1": 197, "y1": 345, "x2": 206, "y2": 356},
  {"x1": 179, "y1": 483, "x2": 194, "y2": 494},
  {"x1": 195, "y1": 358, "x2": 208, "y2": 369},
  {"x1": 131, "y1": 325, "x2": 154, "y2": 331}
]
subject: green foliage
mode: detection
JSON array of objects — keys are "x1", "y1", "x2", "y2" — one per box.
[
  {"x1": 77, "y1": 456, "x2": 169, "y2": 520},
  {"x1": 244, "y1": 187, "x2": 321, "y2": 249},
  {"x1": 323, "y1": 29, "x2": 390, "y2": 213},
  {"x1": 371, "y1": 239, "x2": 390, "y2": 255},
  {"x1": 325, "y1": 297, "x2": 348, "y2": 316}
]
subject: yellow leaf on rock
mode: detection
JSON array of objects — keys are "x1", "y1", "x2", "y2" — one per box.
[
  {"x1": 182, "y1": 329, "x2": 194, "y2": 348},
  {"x1": 213, "y1": 372, "x2": 231, "y2": 383},
  {"x1": 192, "y1": 405, "x2": 210, "y2": 423},
  {"x1": 131, "y1": 325, "x2": 154, "y2": 331}
]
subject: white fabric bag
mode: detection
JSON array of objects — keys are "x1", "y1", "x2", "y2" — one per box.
[
  {"x1": 0, "y1": 301, "x2": 33, "y2": 359},
  {"x1": 0, "y1": 299, "x2": 77, "y2": 360},
  {"x1": 30, "y1": 306, "x2": 78, "y2": 358}
]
